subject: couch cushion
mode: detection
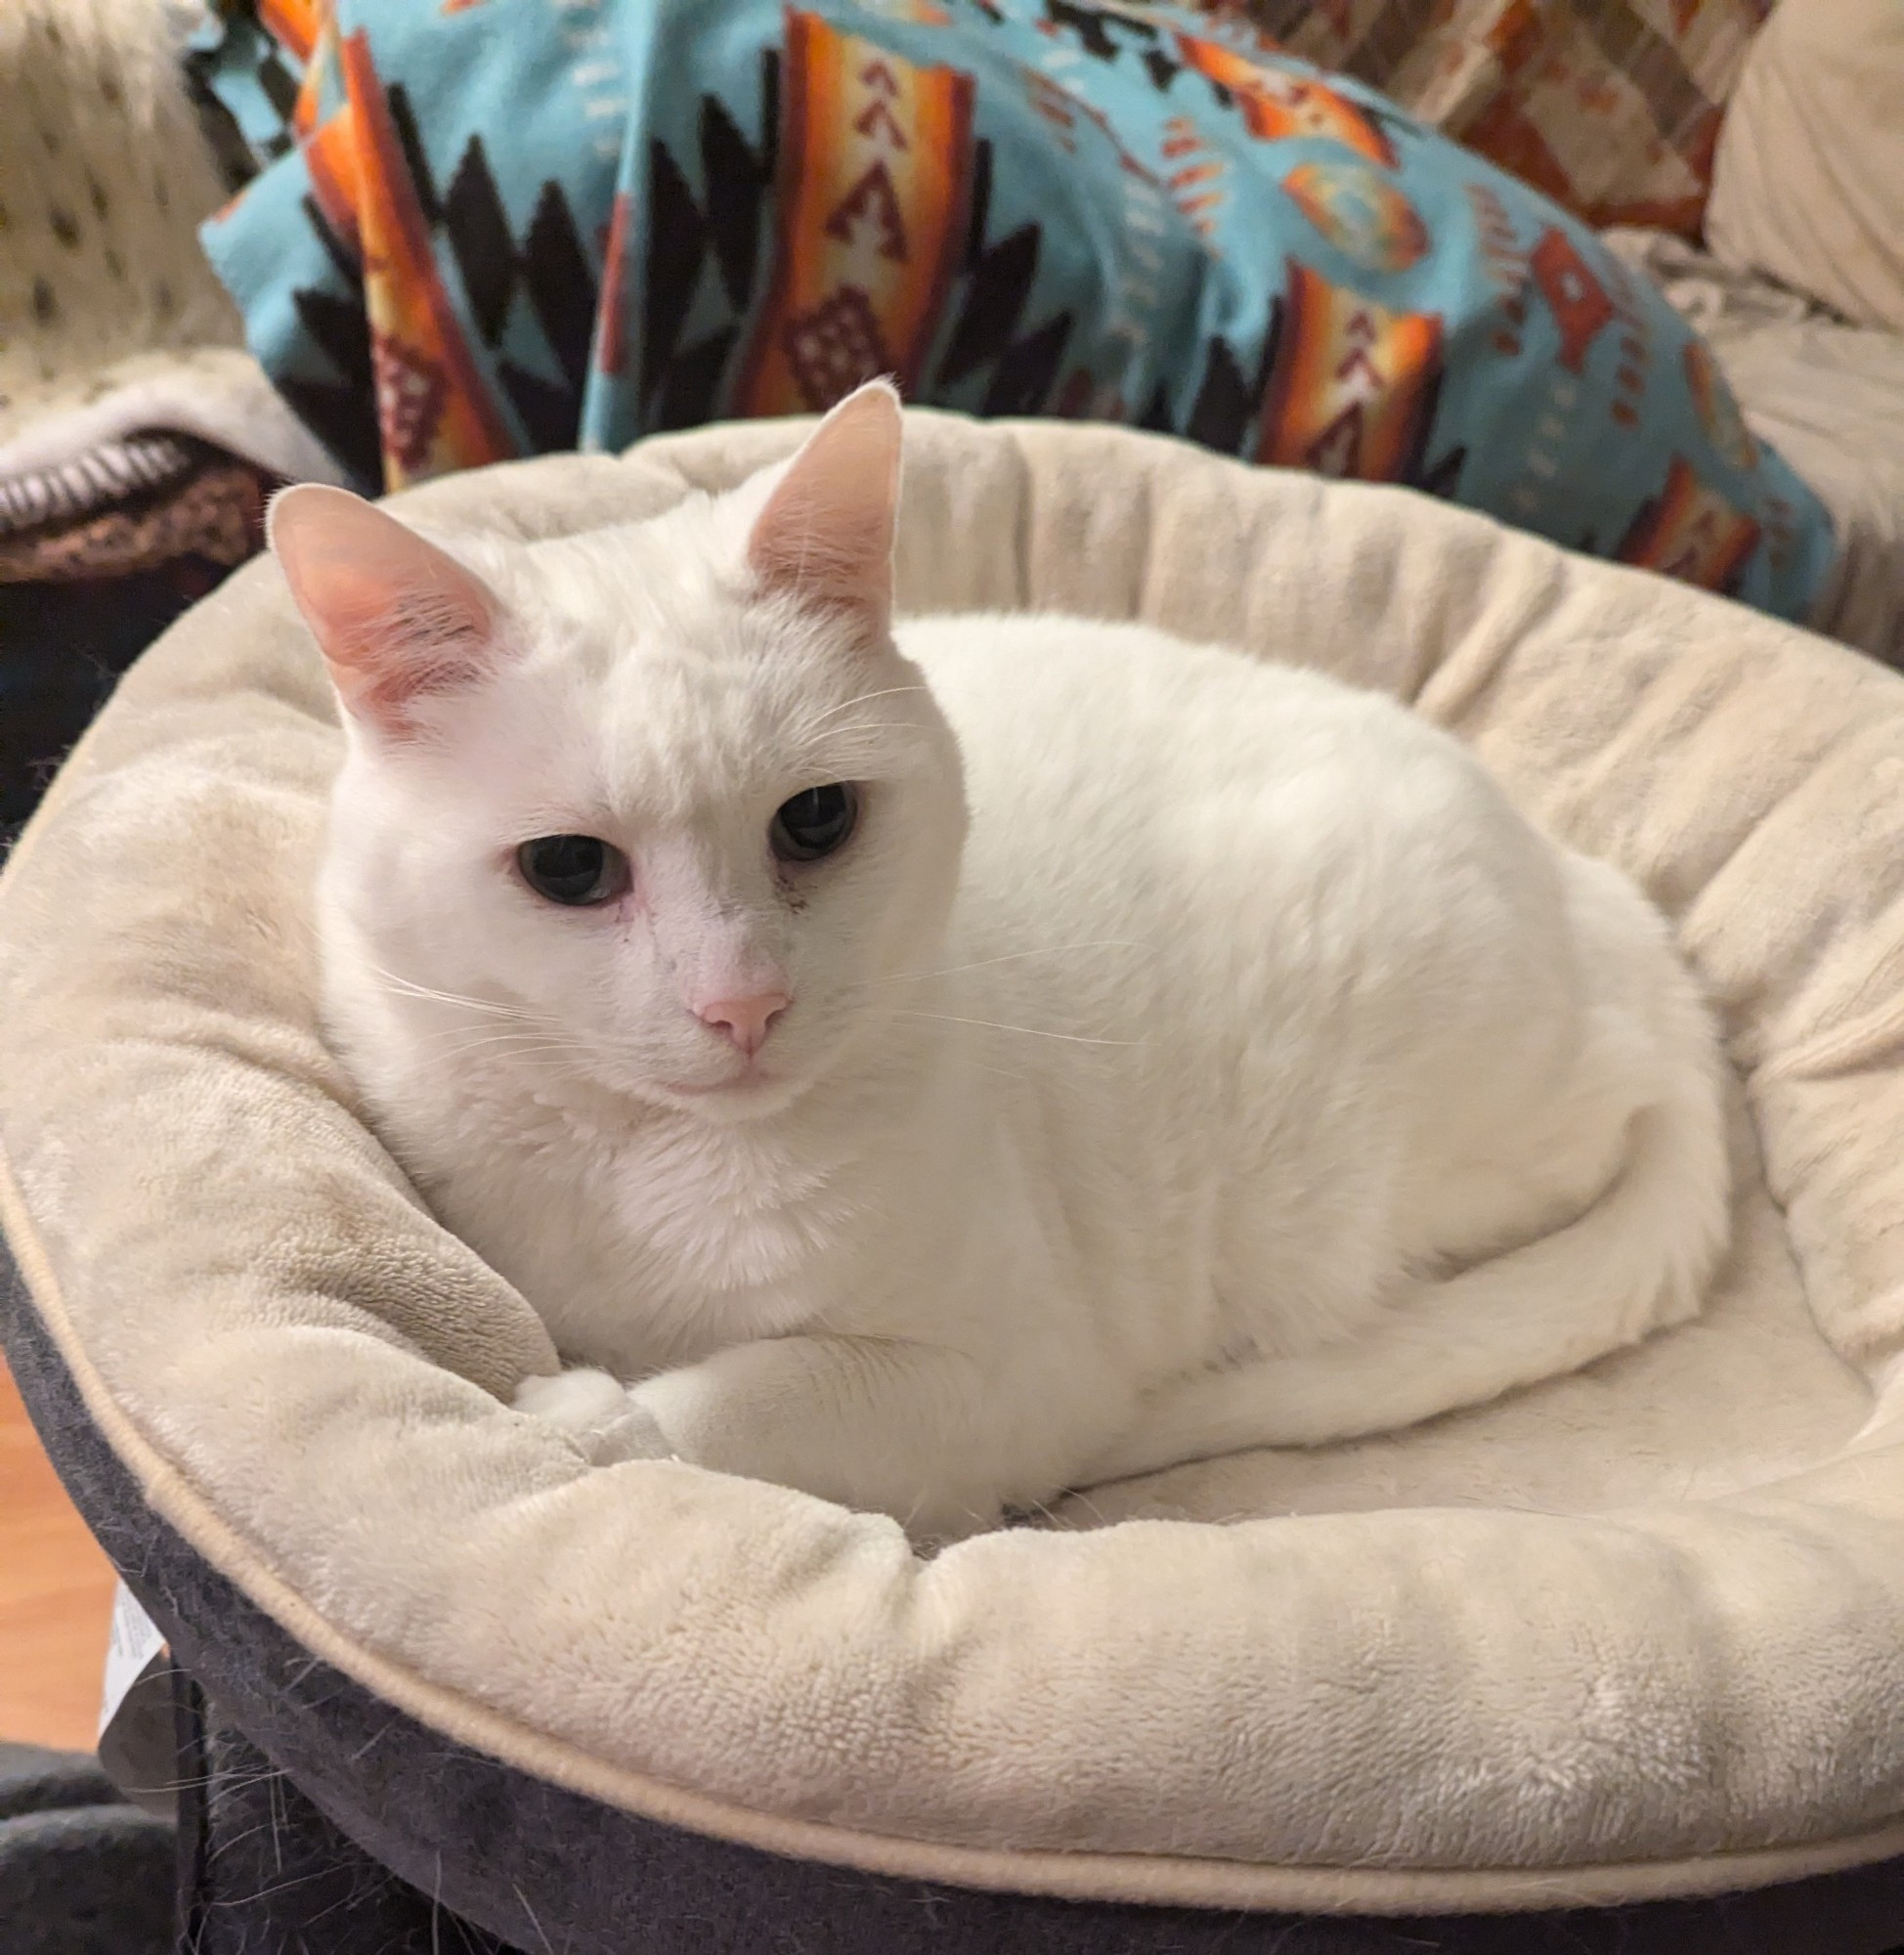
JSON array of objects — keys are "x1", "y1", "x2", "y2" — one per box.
[{"x1": 1706, "y1": 0, "x2": 1904, "y2": 337}]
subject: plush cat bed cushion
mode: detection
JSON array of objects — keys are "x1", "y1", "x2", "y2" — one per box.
[{"x1": 5, "y1": 412, "x2": 1904, "y2": 1920}]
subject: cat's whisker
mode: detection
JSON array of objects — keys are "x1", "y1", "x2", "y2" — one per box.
[
  {"x1": 423, "y1": 1018, "x2": 576, "y2": 1054},
  {"x1": 448, "y1": 1020, "x2": 601, "y2": 1051},
  {"x1": 805, "y1": 720, "x2": 933, "y2": 742},
  {"x1": 1054, "y1": 1488, "x2": 1112, "y2": 1530},
  {"x1": 889, "y1": 1009, "x2": 1144, "y2": 1048},
  {"x1": 413, "y1": 1003, "x2": 536, "y2": 1031},
  {"x1": 434, "y1": 1020, "x2": 661, "y2": 1073},
  {"x1": 808, "y1": 684, "x2": 930, "y2": 727},
  {"x1": 432, "y1": 1037, "x2": 575, "y2": 1064},
  {"x1": 428, "y1": 1021, "x2": 599, "y2": 1058},
  {"x1": 368, "y1": 977, "x2": 611, "y2": 1057},
  {"x1": 365, "y1": 975, "x2": 592, "y2": 1050},
  {"x1": 382, "y1": 986, "x2": 524, "y2": 1021},
  {"x1": 366, "y1": 963, "x2": 524, "y2": 1018},
  {"x1": 947, "y1": 1058, "x2": 1025, "y2": 1082},
  {"x1": 428, "y1": 1021, "x2": 542, "y2": 1046},
  {"x1": 419, "y1": 1002, "x2": 571, "y2": 1039}
]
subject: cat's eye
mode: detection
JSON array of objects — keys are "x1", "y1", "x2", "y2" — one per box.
[
  {"x1": 516, "y1": 834, "x2": 629, "y2": 906},
  {"x1": 769, "y1": 783, "x2": 859, "y2": 864}
]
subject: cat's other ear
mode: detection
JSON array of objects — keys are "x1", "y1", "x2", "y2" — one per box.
[
  {"x1": 268, "y1": 484, "x2": 505, "y2": 736},
  {"x1": 746, "y1": 378, "x2": 901, "y2": 639}
]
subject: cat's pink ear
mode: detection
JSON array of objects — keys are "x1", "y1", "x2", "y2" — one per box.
[
  {"x1": 746, "y1": 378, "x2": 901, "y2": 637},
  {"x1": 268, "y1": 484, "x2": 503, "y2": 735}
]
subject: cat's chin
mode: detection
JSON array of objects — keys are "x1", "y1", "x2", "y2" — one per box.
[{"x1": 641, "y1": 1069, "x2": 811, "y2": 1124}]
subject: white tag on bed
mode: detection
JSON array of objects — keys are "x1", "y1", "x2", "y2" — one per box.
[
  {"x1": 98, "y1": 1579, "x2": 177, "y2": 1820},
  {"x1": 99, "y1": 1580, "x2": 164, "y2": 1735}
]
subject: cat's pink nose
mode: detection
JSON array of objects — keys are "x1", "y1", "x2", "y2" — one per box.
[{"x1": 695, "y1": 990, "x2": 791, "y2": 1057}]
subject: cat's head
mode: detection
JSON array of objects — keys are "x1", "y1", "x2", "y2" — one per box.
[{"x1": 272, "y1": 381, "x2": 967, "y2": 1124}]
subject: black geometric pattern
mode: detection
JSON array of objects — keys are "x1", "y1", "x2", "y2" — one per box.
[
  {"x1": 438, "y1": 136, "x2": 601, "y2": 454},
  {"x1": 701, "y1": 79, "x2": 779, "y2": 311},
  {"x1": 181, "y1": 65, "x2": 273, "y2": 195},
  {"x1": 1042, "y1": 1, "x2": 1160, "y2": 65},
  {"x1": 1136, "y1": 380, "x2": 1177, "y2": 433},
  {"x1": 1043, "y1": 0, "x2": 1418, "y2": 156},
  {"x1": 253, "y1": 40, "x2": 302, "y2": 127},
  {"x1": 641, "y1": 140, "x2": 712, "y2": 413},
  {"x1": 1186, "y1": 318, "x2": 1281, "y2": 457},
  {"x1": 182, "y1": 12, "x2": 300, "y2": 187},
  {"x1": 978, "y1": 311, "x2": 1074, "y2": 417},
  {"x1": 497, "y1": 355, "x2": 578, "y2": 455},
  {"x1": 505, "y1": 185, "x2": 597, "y2": 405},
  {"x1": 1396, "y1": 367, "x2": 1450, "y2": 492},
  {"x1": 930, "y1": 139, "x2": 1074, "y2": 417},
  {"x1": 934, "y1": 222, "x2": 1041, "y2": 388},
  {"x1": 1178, "y1": 303, "x2": 1461, "y2": 495},
  {"x1": 282, "y1": 196, "x2": 381, "y2": 490},
  {"x1": 444, "y1": 141, "x2": 519, "y2": 345},
  {"x1": 1036, "y1": 1, "x2": 1201, "y2": 98},
  {"x1": 1412, "y1": 442, "x2": 1469, "y2": 500},
  {"x1": 292, "y1": 282, "x2": 373, "y2": 394},
  {"x1": 637, "y1": 54, "x2": 779, "y2": 430},
  {"x1": 386, "y1": 85, "x2": 443, "y2": 225},
  {"x1": 657, "y1": 324, "x2": 745, "y2": 432}
]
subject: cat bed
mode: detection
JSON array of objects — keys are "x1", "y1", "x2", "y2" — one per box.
[{"x1": 6, "y1": 412, "x2": 1904, "y2": 1951}]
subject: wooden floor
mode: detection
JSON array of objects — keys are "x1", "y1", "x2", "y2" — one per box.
[{"x1": 1, "y1": 1354, "x2": 116, "y2": 1750}]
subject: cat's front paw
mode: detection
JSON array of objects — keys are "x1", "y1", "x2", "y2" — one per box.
[{"x1": 511, "y1": 1368, "x2": 673, "y2": 1466}]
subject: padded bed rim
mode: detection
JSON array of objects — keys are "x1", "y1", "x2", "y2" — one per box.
[
  {"x1": 11, "y1": 1247, "x2": 1904, "y2": 1955},
  {"x1": 10, "y1": 1150, "x2": 1904, "y2": 1925}
]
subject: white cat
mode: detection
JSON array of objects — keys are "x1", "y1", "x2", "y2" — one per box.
[{"x1": 270, "y1": 382, "x2": 1729, "y2": 1539}]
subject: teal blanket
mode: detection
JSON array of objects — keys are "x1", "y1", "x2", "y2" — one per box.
[{"x1": 196, "y1": 0, "x2": 1835, "y2": 621}]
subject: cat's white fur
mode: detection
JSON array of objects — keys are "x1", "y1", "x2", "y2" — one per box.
[{"x1": 272, "y1": 384, "x2": 1729, "y2": 1539}]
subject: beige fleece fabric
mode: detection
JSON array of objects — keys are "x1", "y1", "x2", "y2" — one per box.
[
  {"x1": 1706, "y1": 0, "x2": 1904, "y2": 342},
  {"x1": 6, "y1": 413, "x2": 1904, "y2": 1916}
]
